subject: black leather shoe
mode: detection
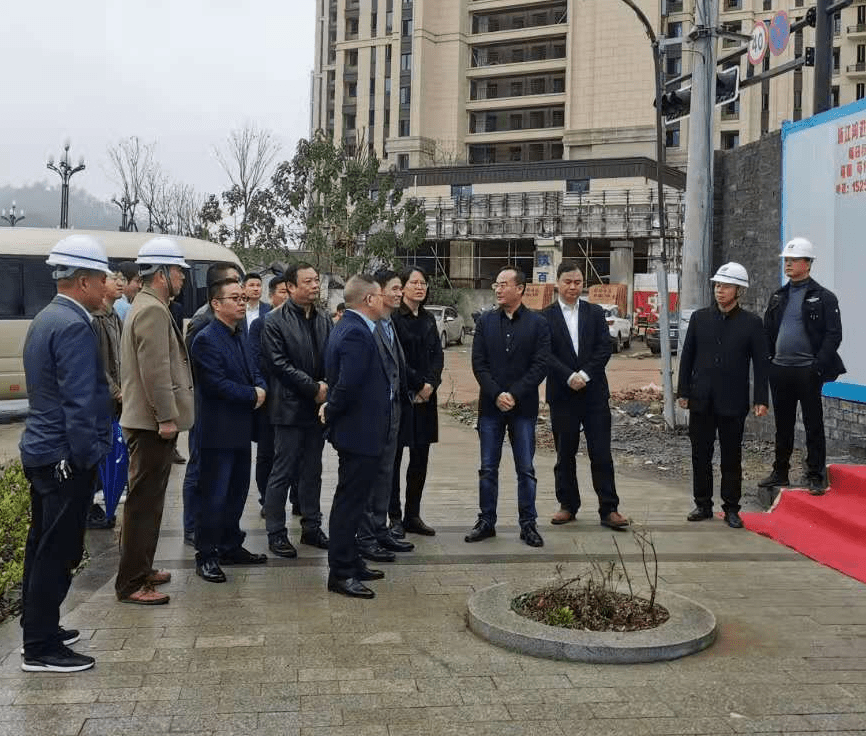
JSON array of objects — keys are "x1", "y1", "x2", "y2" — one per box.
[
  {"x1": 805, "y1": 474, "x2": 828, "y2": 496},
  {"x1": 404, "y1": 516, "x2": 436, "y2": 536},
  {"x1": 327, "y1": 575, "x2": 375, "y2": 599},
  {"x1": 268, "y1": 534, "x2": 297, "y2": 558},
  {"x1": 291, "y1": 505, "x2": 301, "y2": 517},
  {"x1": 359, "y1": 544, "x2": 396, "y2": 562},
  {"x1": 172, "y1": 448, "x2": 187, "y2": 464},
  {"x1": 300, "y1": 529, "x2": 329, "y2": 549},
  {"x1": 183, "y1": 530, "x2": 195, "y2": 547},
  {"x1": 464, "y1": 520, "x2": 495, "y2": 543},
  {"x1": 379, "y1": 535, "x2": 414, "y2": 552},
  {"x1": 196, "y1": 559, "x2": 227, "y2": 583},
  {"x1": 389, "y1": 519, "x2": 406, "y2": 539},
  {"x1": 357, "y1": 564, "x2": 385, "y2": 581},
  {"x1": 219, "y1": 547, "x2": 267, "y2": 565},
  {"x1": 724, "y1": 510, "x2": 744, "y2": 528},
  {"x1": 519, "y1": 524, "x2": 544, "y2": 547},
  {"x1": 758, "y1": 471, "x2": 790, "y2": 488},
  {"x1": 687, "y1": 507, "x2": 713, "y2": 522}
]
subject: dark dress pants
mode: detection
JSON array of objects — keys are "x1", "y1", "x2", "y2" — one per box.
[
  {"x1": 181, "y1": 421, "x2": 200, "y2": 535},
  {"x1": 689, "y1": 410, "x2": 747, "y2": 513},
  {"x1": 390, "y1": 444, "x2": 431, "y2": 521},
  {"x1": 116, "y1": 429, "x2": 175, "y2": 599},
  {"x1": 769, "y1": 364, "x2": 826, "y2": 478},
  {"x1": 328, "y1": 450, "x2": 379, "y2": 580},
  {"x1": 551, "y1": 405, "x2": 619, "y2": 518},
  {"x1": 254, "y1": 412, "x2": 274, "y2": 507},
  {"x1": 358, "y1": 402, "x2": 399, "y2": 547},
  {"x1": 196, "y1": 447, "x2": 251, "y2": 561},
  {"x1": 21, "y1": 464, "x2": 94, "y2": 656},
  {"x1": 264, "y1": 424, "x2": 324, "y2": 539}
]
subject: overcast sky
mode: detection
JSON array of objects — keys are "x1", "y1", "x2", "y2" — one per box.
[{"x1": 0, "y1": 1, "x2": 315, "y2": 202}]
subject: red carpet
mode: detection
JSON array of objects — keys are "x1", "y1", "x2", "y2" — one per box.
[{"x1": 741, "y1": 465, "x2": 866, "y2": 584}]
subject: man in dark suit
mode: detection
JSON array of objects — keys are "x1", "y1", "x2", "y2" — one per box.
[
  {"x1": 320, "y1": 274, "x2": 390, "y2": 598},
  {"x1": 243, "y1": 271, "x2": 271, "y2": 328},
  {"x1": 248, "y1": 276, "x2": 289, "y2": 512},
  {"x1": 543, "y1": 262, "x2": 629, "y2": 531},
  {"x1": 467, "y1": 265, "x2": 550, "y2": 548},
  {"x1": 181, "y1": 262, "x2": 243, "y2": 547},
  {"x1": 356, "y1": 270, "x2": 415, "y2": 562},
  {"x1": 190, "y1": 278, "x2": 268, "y2": 583},
  {"x1": 19, "y1": 235, "x2": 112, "y2": 672},
  {"x1": 677, "y1": 262, "x2": 769, "y2": 528}
]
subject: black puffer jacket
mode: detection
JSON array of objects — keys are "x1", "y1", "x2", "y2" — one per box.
[
  {"x1": 261, "y1": 299, "x2": 332, "y2": 426},
  {"x1": 763, "y1": 277, "x2": 845, "y2": 383}
]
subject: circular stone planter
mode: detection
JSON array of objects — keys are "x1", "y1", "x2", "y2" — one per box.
[{"x1": 467, "y1": 582, "x2": 716, "y2": 664}]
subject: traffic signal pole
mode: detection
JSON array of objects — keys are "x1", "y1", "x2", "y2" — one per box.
[{"x1": 680, "y1": 0, "x2": 720, "y2": 322}]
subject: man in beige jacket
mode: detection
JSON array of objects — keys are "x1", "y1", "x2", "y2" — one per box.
[{"x1": 116, "y1": 238, "x2": 194, "y2": 605}]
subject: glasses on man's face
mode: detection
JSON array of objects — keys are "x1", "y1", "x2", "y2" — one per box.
[
  {"x1": 492, "y1": 282, "x2": 513, "y2": 290},
  {"x1": 217, "y1": 295, "x2": 249, "y2": 304},
  {"x1": 406, "y1": 280, "x2": 427, "y2": 288}
]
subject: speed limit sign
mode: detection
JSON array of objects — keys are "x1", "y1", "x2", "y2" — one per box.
[{"x1": 748, "y1": 21, "x2": 768, "y2": 65}]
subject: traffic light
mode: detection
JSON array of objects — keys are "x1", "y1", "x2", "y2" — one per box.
[
  {"x1": 657, "y1": 67, "x2": 740, "y2": 124},
  {"x1": 715, "y1": 67, "x2": 740, "y2": 106},
  {"x1": 804, "y1": 47, "x2": 815, "y2": 66}
]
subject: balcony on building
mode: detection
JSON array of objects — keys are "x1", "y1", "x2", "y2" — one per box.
[
  {"x1": 471, "y1": 3, "x2": 567, "y2": 36},
  {"x1": 849, "y1": 23, "x2": 866, "y2": 36},
  {"x1": 469, "y1": 72, "x2": 566, "y2": 103},
  {"x1": 470, "y1": 39, "x2": 568, "y2": 71},
  {"x1": 847, "y1": 62, "x2": 866, "y2": 75}
]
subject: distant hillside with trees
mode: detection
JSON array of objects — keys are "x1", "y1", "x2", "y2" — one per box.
[{"x1": 0, "y1": 182, "x2": 117, "y2": 231}]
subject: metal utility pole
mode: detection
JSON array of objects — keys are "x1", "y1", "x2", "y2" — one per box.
[
  {"x1": 620, "y1": 0, "x2": 676, "y2": 428},
  {"x1": 680, "y1": 0, "x2": 720, "y2": 318},
  {"x1": 814, "y1": 0, "x2": 833, "y2": 113}
]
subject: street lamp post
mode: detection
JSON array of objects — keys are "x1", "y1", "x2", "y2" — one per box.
[
  {"x1": 111, "y1": 195, "x2": 139, "y2": 232},
  {"x1": 617, "y1": 0, "x2": 676, "y2": 429},
  {"x1": 46, "y1": 140, "x2": 85, "y2": 229},
  {"x1": 1, "y1": 201, "x2": 25, "y2": 227}
]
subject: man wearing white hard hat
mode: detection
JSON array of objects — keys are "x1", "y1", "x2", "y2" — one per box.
[
  {"x1": 18, "y1": 234, "x2": 113, "y2": 672},
  {"x1": 760, "y1": 237, "x2": 845, "y2": 495},
  {"x1": 677, "y1": 262, "x2": 769, "y2": 528},
  {"x1": 116, "y1": 237, "x2": 195, "y2": 605}
]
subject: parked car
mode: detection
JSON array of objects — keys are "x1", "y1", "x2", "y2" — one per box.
[
  {"x1": 646, "y1": 314, "x2": 679, "y2": 355},
  {"x1": 599, "y1": 304, "x2": 632, "y2": 353},
  {"x1": 426, "y1": 305, "x2": 465, "y2": 349}
]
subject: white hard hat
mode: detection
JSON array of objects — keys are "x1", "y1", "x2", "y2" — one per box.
[
  {"x1": 135, "y1": 237, "x2": 190, "y2": 273},
  {"x1": 46, "y1": 234, "x2": 113, "y2": 279},
  {"x1": 780, "y1": 237, "x2": 816, "y2": 260},
  {"x1": 711, "y1": 261, "x2": 749, "y2": 288}
]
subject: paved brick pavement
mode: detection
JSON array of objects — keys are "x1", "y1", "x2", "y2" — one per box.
[{"x1": 1, "y1": 412, "x2": 865, "y2": 736}]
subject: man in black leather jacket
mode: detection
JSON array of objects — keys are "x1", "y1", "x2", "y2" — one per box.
[
  {"x1": 261, "y1": 262, "x2": 332, "y2": 556},
  {"x1": 759, "y1": 237, "x2": 845, "y2": 495}
]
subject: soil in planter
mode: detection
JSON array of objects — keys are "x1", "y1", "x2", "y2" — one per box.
[{"x1": 512, "y1": 586, "x2": 670, "y2": 632}]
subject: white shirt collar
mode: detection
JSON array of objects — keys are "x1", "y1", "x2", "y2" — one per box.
[{"x1": 56, "y1": 293, "x2": 94, "y2": 322}]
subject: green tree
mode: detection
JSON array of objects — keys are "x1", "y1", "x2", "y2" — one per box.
[{"x1": 273, "y1": 130, "x2": 426, "y2": 277}]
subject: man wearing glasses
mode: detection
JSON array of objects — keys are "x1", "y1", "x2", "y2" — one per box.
[
  {"x1": 189, "y1": 278, "x2": 267, "y2": 583},
  {"x1": 466, "y1": 265, "x2": 550, "y2": 547}
]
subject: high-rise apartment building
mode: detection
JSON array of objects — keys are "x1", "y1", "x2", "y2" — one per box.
[{"x1": 311, "y1": 0, "x2": 866, "y2": 289}]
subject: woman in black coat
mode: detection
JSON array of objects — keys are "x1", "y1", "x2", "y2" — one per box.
[{"x1": 389, "y1": 267, "x2": 445, "y2": 536}]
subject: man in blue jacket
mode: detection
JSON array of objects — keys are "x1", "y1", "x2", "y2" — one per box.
[
  {"x1": 190, "y1": 278, "x2": 268, "y2": 583},
  {"x1": 321, "y1": 274, "x2": 390, "y2": 598},
  {"x1": 759, "y1": 237, "x2": 845, "y2": 495},
  {"x1": 19, "y1": 234, "x2": 113, "y2": 672},
  {"x1": 467, "y1": 265, "x2": 550, "y2": 548}
]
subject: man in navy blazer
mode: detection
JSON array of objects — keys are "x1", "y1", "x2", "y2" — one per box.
[
  {"x1": 190, "y1": 279, "x2": 268, "y2": 583},
  {"x1": 542, "y1": 262, "x2": 629, "y2": 531},
  {"x1": 19, "y1": 235, "x2": 113, "y2": 673},
  {"x1": 320, "y1": 274, "x2": 390, "y2": 598}
]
